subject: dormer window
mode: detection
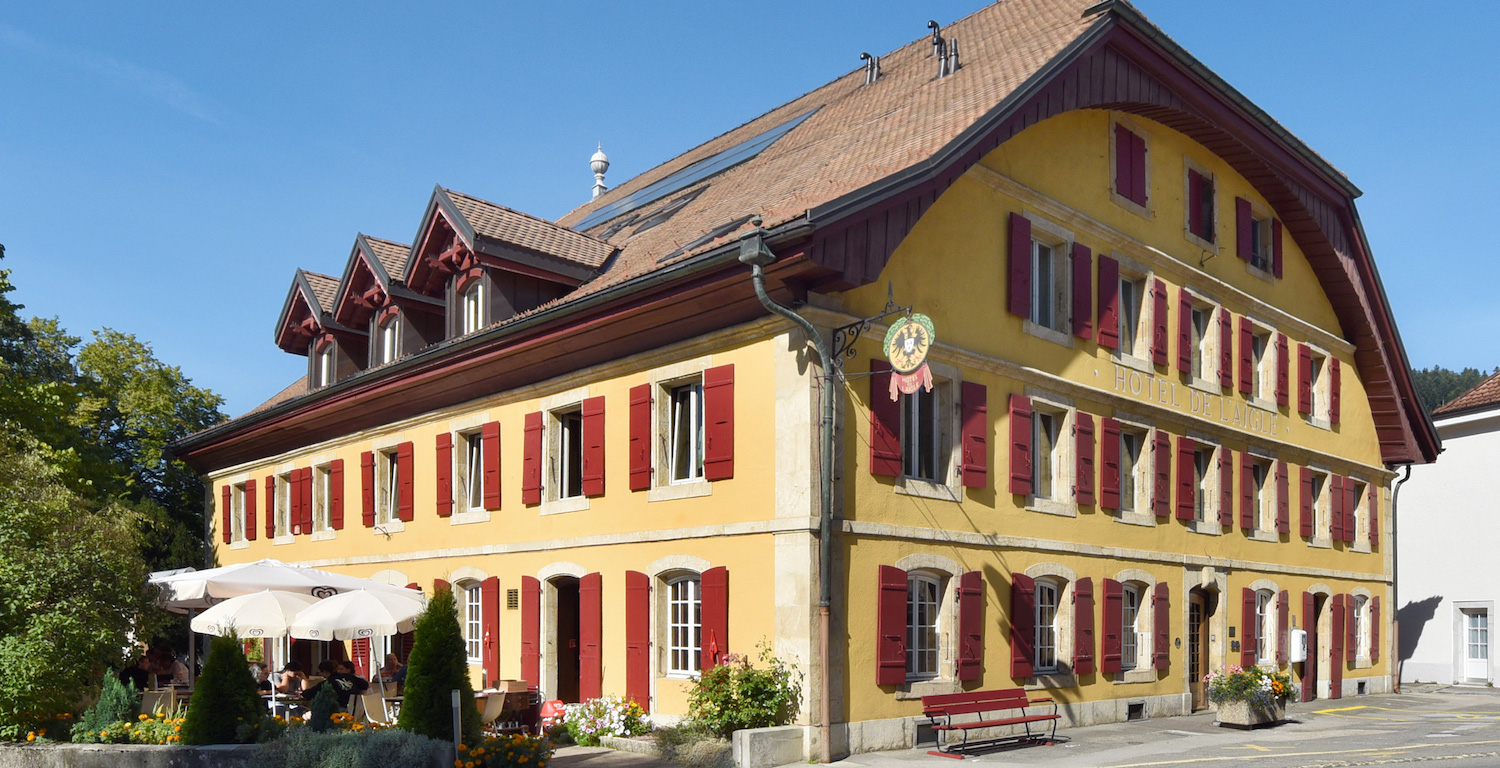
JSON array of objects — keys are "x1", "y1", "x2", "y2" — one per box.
[
  {"x1": 373, "y1": 314, "x2": 402, "y2": 365},
  {"x1": 311, "y1": 342, "x2": 336, "y2": 388},
  {"x1": 461, "y1": 279, "x2": 485, "y2": 335}
]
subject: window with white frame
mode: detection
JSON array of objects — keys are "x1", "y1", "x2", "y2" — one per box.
[
  {"x1": 1350, "y1": 478, "x2": 1368, "y2": 543},
  {"x1": 1355, "y1": 595, "x2": 1370, "y2": 658},
  {"x1": 669, "y1": 381, "x2": 705, "y2": 484},
  {"x1": 907, "y1": 573, "x2": 943, "y2": 680},
  {"x1": 667, "y1": 576, "x2": 702, "y2": 676},
  {"x1": 275, "y1": 471, "x2": 291, "y2": 536},
  {"x1": 1121, "y1": 584, "x2": 1141, "y2": 671},
  {"x1": 1250, "y1": 457, "x2": 1271, "y2": 532},
  {"x1": 1029, "y1": 234, "x2": 1071, "y2": 335},
  {"x1": 1118, "y1": 273, "x2": 1147, "y2": 358},
  {"x1": 1247, "y1": 211, "x2": 1274, "y2": 273},
  {"x1": 1185, "y1": 164, "x2": 1216, "y2": 245},
  {"x1": 1256, "y1": 589, "x2": 1273, "y2": 664},
  {"x1": 1311, "y1": 471, "x2": 1330, "y2": 541},
  {"x1": 461, "y1": 280, "x2": 485, "y2": 335},
  {"x1": 312, "y1": 465, "x2": 331, "y2": 532},
  {"x1": 1190, "y1": 305, "x2": 1212, "y2": 382},
  {"x1": 1250, "y1": 325, "x2": 1272, "y2": 401},
  {"x1": 1194, "y1": 445, "x2": 1214, "y2": 522},
  {"x1": 461, "y1": 582, "x2": 482, "y2": 664},
  {"x1": 1032, "y1": 409, "x2": 1062, "y2": 500},
  {"x1": 312, "y1": 343, "x2": 336, "y2": 388},
  {"x1": 552, "y1": 408, "x2": 584, "y2": 500},
  {"x1": 457, "y1": 431, "x2": 484, "y2": 513},
  {"x1": 378, "y1": 449, "x2": 400, "y2": 524},
  {"x1": 1034, "y1": 579, "x2": 1061, "y2": 673},
  {"x1": 230, "y1": 483, "x2": 246, "y2": 542},
  {"x1": 1118, "y1": 425, "x2": 1148, "y2": 515},
  {"x1": 901, "y1": 387, "x2": 945, "y2": 483},
  {"x1": 1307, "y1": 348, "x2": 1329, "y2": 421},
  {"x1": 374, "y1": 315, "x2": 402, "y2": 365}
]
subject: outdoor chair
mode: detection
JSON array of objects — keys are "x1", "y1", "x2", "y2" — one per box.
[
  {"x1": 478, "y1": 692, "x2": 509, "y2": 734},
  {"x1": 360, "y1": 692, "x2": 394, "y2": 726},
  {"x1": 140, "y1": 690, "x2": 175, "y2": 716}
]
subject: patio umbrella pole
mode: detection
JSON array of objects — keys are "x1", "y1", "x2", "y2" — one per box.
[{"x1": 188, "y1": 608, "x2": 197, "y2": 686}]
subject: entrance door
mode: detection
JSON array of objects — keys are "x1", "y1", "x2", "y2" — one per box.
[
  {"x1": 1465, "y1": 610, "x2": 1490, "y2": 682},
  {"x1": 1189, "y1": 595, "x2": 1207, "y2": 711},
  {"x1": 552, "y1": 577, "x2": 581, "y2": 703}
]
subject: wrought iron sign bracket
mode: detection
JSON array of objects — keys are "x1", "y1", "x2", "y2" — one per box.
[{"x1": 829, "y1": 283, "x2": 910, "y2": 380}]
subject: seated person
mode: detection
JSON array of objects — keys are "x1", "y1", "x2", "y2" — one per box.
[
  {"x1": 303, "y1": 660, "x2": 369, "y2": 710},
  {"x1": 274, "y1": 662, "x2": 310, "y2": 696},
  {"x1": 378, "y1": 654, "x2": 404, "y2": 684},
  {"x1": 148, "y1": 647, "x2": 190, "y2": 687},
  {"x1": 248, "y1": 662, "x2": 274, "y2": 693},
  {"x1": 118, "y1": 656, "x2": 151, "y2": 691}
]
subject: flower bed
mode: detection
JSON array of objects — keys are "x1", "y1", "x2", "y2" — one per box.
[
  {"x1": 1205, "y1": 665, "x2": 1290, "y2": 728},
  {"x1": 560, "y1": 696, "x2": 650, "y2": 747}
]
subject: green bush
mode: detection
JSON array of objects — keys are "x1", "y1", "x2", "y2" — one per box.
[
  {"x1": 308, "y1": 684, "x2": 339, "y2": 732},
  {"x1": 397, "y1": 586, "x2": 481, "y2": 744},
  {"x1": 253, "y1": 727, "x2": 446, "y2": 768},
  {"x1": 72, "y1": 673, "x2": 139, "y2": 743},
  {"x1": 686, "y1": 641, "x2": 802, "y2": 739},
  {"x1": 180, "y1": 633, "x2": 263, "y2": 744}
]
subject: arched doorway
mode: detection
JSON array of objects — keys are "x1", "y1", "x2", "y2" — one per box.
[{"x1": 1188, "y1": 587, "x2": 1218, "y2": 711}]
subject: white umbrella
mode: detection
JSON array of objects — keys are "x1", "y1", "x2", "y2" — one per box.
[
  {"x1": 190, "y1": 590, "x2": 321, "y2": 638},
  {"x1": 152, "y1": 558, "x2": 415, "y2": 614},
  {"x1": 289, "y1": 588, "x2": 427, "y2": 641}
]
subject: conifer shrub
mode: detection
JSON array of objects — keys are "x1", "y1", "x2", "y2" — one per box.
[
  {"x1": 397, "y1": 586, "x2": 481, "y2": 744},
  {"x1": 180, "y1": 633, "x2": 263, "y2": 744},
  {"x1": 308, "y1": 684, "x2": 339, "y2": 733},
  {"x1": 71, "y1": 673, "x2": 138, "y2": 743}
]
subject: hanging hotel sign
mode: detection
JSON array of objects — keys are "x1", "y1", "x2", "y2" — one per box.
[{"x1": 884, "y1": 313, "x2": 936, "y2": 400}]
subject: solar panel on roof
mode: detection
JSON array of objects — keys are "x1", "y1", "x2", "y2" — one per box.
[{"x1": 573, "y1": 108, "x2": 819, "y2": 233}]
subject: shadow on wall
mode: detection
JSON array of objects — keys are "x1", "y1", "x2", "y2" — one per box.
[{"x1": 1398, "y1": 595, "x2": 1444, "y2": 664}]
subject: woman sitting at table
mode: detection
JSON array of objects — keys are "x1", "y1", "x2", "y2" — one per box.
[
  {"x1": 379, "y1": 654, "x2": 405, "y2": 684},
  {"x1": 148, "y1": 646, "x2": 190, "y2": 687},
  {"x1": 274, "y1": 662, "x2": 310, "y2": 696}
]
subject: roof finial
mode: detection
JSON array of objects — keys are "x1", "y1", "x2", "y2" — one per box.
[{"x1": 590, "y1": 143, "x2": 610, "y2": 200}]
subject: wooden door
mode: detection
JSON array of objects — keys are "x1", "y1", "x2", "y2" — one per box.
[{"x1": 1189, "y1": 594, "x2": 1206, "y2": 711}]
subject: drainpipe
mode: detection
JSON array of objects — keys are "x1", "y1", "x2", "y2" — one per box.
[
  {"x1": 739, "y1": 220, "x2": 835, "y2": 764},
  {"x1": 1390, "y1": 463, "x2": 1412, "y2": 694}
]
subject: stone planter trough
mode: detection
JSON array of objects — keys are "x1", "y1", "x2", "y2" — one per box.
[{"x1": 1214, "y1": 699, "x2": 1286, "y2": 729}]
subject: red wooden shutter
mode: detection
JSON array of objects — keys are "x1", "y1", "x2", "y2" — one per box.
[
  {"x1": 1075, "y1": 412, "x2": 1095, "y2": 506},
  {"x1": 300, "y1": 468, "x2": 314, "y2": 534},
  {"x1": 1275, "y1": 334, "x2": 1290, "y2": 407},
  {"x1": 264, "y1": 476, "x2": 277, "y2": 539},
  {"x1": 625, "y1": 570, "x2": 651, "y2": 708},
  {"x1": 1218, "y1": 310, "x2": 1232, "y2": 388},
  {"x1": 1071, "y1": 242, "x2": 1093, "y2": 340},
  {"x1": 876, "y1": 565, "x2": 908, "y2": 685},
  {"x1": 1369, "y1": 482, "x2": 1379, "y2": 549},
  {"x1": 1271, "y1": 219, "x2": 1284, "y2": 278},
  {"x1": 1345, "y1": 596, "x2": 1357, "y2": 663},
  {"x1": 581, "y1": 396, "x2": 606, "y2": 497},
  {"x1": 361, "y1": 451, "x2": 375, "y2": 527},
  {"x1": 1345, "y1": 479, "x2": 1358, "y2": 544},
  {"x1": 483, "y1": 421, "x2": 501, "y2": 509},
  {"x1": 330, "y1": 460, "x2": 344, "y2": 530},
  {"x1": 244, "y1": 479, "x2": 257, "y2": 541},
  {"x1": 1175, "y1": 436, "x2": 1195, "y2": 521},
  {"x1": 1010, "y1": 573, "x2": 1035, "y2": 679},
  {"x1": 579, "y1": 572, "x2": 602, "y2": 701},
  {"x1": 287, "y1": 472, "x2": 301, "y2": 535},
  {"x1": 351, "y1": 638, "x2": 370, "y2": 679},
  {"x1": 1153, "y1": 582, "x2": 1170, "y2": 670},
  {"x1": 1218, "y1": 448, "x2": 1234, "y2": 527},
  {"x1": 1241, "y1": 587, "x2": 1257, "y2": 667},
  {"x1": 1008, "y1": 394, "x2": 1033, "y2": 495},
  {"x1": 701, "y1": 566, "x2": 729, "y2": 670},
  {"x1": 1130, "y1": 130, "x2": 1147, "y2": 204},
  {"x1": 956, "y1": 571, "x2": 984, "y2": 681},
  {"x1": 1298, "y1": 466, "x2": 1314, "y2": 538},
  {"x1": 1278, "y1": 590, "x2": 1290, "y2": 666},
  {"x1": 1188, "y1": 171, "x2": 1205, "y2": 239},
  {"x1": 1330, "y1": 357, "x2": 1341, "y2": 425},
  {"x1": 434, "y1": 578, "x2": 450, "y2": 593},
  {"x1": 481, "y1": 576, "x2": 500, "y2": 685},
  {"x1": 1239, "y1": 451, "x2": 1255, "y2": 531},
  {"x1": 1074, "y1": 577, "x2": 1095, "y2": 676},
  {"x1": 1330, "y1": 594, "x2": 1345, "y2": 698},
  {"x1": 704, "y1": 365, "x2": 735, "y2": 481},
  {"x1": 1296, "y1": 343, "x2": 1313, "y2": 415},
  {"x1": 1235, "y1": 197, "x2": 1253, "y2": 262},
  {"x1": 1097, "y1": 256, "x2": 1120, "y2": 350},
  {"x1": 1151, "y1": 279, "x2": 1168, "y2": 367},
  {"x1": 1371, "y1": 597, "x2": 1381, "y2": 662},
  {"x1": 522, "y1": 411, "x2": 543, "y2": 505},
  {"x1": 1114, "y1": 123, "x2": 1132, "y2": 201},
  {"x1": 1101, "y1": 579, "x2": 1123, "y2": 674},
  {"x1": 1153, "y1": 431, "x2": 1171, "y2": 517},
  {"x1": 1008, "y1": 212, "x2": 1032, "y2": 319},
  {"x1": 1275, "y1": 461, "x2": 1289, "y2": 534},
  {"x1": 960, "y1": 382, "x2": 988, "y2": 489},
  {"x1": 435, "y1": 432, "x2": 454, "y2": 518},
  {"x1": 220, "y1": 485, "x2": 231, "y2": 544},
  {"x1": 869, "y1": 361, "x2": 901, "y2": 478},
  {"x1": 1100, "y1": 417, "x2": 1122, "y2": 510},
  {"x1": 628, "y1": 383, "x2": 652, "y2": 491},
  {"x1": 1237, "y1": 317, "x2": 1254, "y2": 395},
  {"x1": 520, "y1": 576, "x2": 540, "y2": 686},
  {"x1": 1338, "y1": 474, "x2": 1350, "y2": 540},
  {"x1": 1176, "y1": 288, "x2": 1192, "y2": 375},
  {"x1": 396, "y1": 442, "x2": 414, "y2": 521},
  {"x1": 1301, "y1": 592, "x2": 1316, "y2": 702}
]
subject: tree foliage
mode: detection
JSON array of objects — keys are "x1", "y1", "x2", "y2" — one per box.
[
  {"x1": 396, "y1": 587, "x2": 481, "y2": 744},
  {"x1": 180, "y1": 633, "x2": 261, "y2": 744},
  {"x1": 1410, "y1": 365, "x2": 1495, "y2": 415}
]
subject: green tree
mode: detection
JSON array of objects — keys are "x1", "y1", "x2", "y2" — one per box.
[
  {"x1": 1410, "y1": 365, "x2": 1495, "y2": 414},
  {"x1": 180, "y1": 633, "x2": 261, "y2": 745},
  {"x1": 397, "y1": 587, "x2": 481, "y2": 745}
]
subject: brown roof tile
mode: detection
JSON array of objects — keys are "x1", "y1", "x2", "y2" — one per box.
[
  {"x1": 444, "y1": 189, "x2": 615, "y2": 269},
  {"x1": 245, "y1": 376, "x2": 308, "y2": 417},
  {"x1": 362, "y1": 236, "x2": 410, "y2": 280},
  {"x1": 1433, "y1": 370, "x2": 1500, "y2": 416},
  {"x1": 302, "y1": 271, "x2": 339, "y2": 315}
]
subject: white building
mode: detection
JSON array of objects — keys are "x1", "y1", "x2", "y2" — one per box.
[{"x1": 1398, "y1": 373, "x2": 1500, "y2": 684}]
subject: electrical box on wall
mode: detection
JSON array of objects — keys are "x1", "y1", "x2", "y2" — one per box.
[{"x1": 1290, "y1": 628, "x2": 1308, "y2": 663}]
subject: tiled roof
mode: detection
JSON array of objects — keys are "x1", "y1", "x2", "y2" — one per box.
[
  {"x1": 445, "y1": 189, "x2": 615, "y2": 269},
  {"x1": 362, "y1": 236, "x2": 409, "y2": 280},
  {"x1": 554, "y1": 0, "x2": 1099, "y2": 297},
  {"x1": 245, "y1": 376, "x2": 308, "y2": 417},
  {"x1": 302, "y1": 271, "x2": 339, "y2": 315},
  {"x1": 1433, "y1": 370, "x2": 1500, "y2": 416}
]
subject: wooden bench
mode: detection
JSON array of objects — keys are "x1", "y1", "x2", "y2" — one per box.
[{"x1": 921, "y1": 688, "x2": 1060, "y2": 755}]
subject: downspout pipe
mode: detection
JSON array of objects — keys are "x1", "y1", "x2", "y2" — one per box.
[
  {"x1": 1390, "y1": 463, "x2": 1412, "y2": 694},
  {"x1": 739, "y1": 221, "x2": 835, "y2": 763}
]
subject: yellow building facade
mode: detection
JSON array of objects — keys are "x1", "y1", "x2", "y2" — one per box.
[{"x1": 173, "y1": 0, "x2": 1436, "y2": 757}]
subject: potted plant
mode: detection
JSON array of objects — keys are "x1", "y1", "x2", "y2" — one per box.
[{"x1": 1205, "y1": 665, "x2": 1290, "y2": 728}]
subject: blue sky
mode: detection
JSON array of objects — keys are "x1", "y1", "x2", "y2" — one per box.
[{"x1": 2, "y1": 1, "x2": 1496, "y2": 417}]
